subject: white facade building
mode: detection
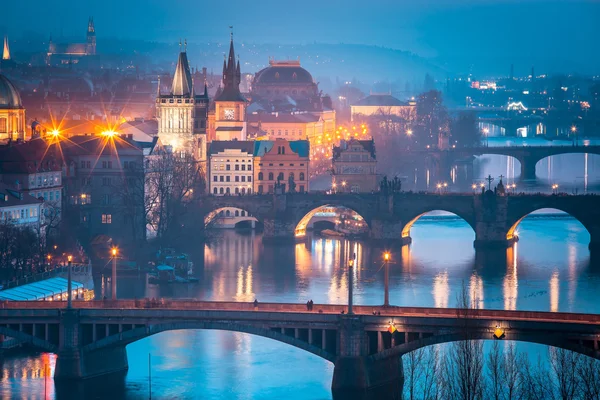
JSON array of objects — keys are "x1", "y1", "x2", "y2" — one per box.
[
  {"x1": 208, "y1": 141, "x2": 254, "y2": 196},
  {"x1": 0, "y1": 183, "x2": 42, "y2": 228}
]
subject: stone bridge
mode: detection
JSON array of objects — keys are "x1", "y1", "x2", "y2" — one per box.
[
  {"x1": 2, "y1": 301, "x2": 600, "y2": 398},
  {"x1": 200, "y1": 192, "x2": 600, "y2": 249},
  {"x1": 421, "y1": 145, "x2": 600, "y2": 180}
]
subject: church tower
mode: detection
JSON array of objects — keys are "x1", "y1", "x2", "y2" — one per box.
[
  {"x1": 213, "y1": 31, "x2": 247, "y2": 141},
  {"x1": 2, "y1": 36, "x2": 10, "y2": 60},
  {"x1": 86, "y1": 17, "x2": 96, "y2": 55},
  {"x1": 156, "y1": 41, "x2": 209, "y2": 163}
]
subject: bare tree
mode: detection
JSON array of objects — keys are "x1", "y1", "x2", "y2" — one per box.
[
  {"x1": 404, "y1": 348, "x2": 425, "y2": 400},
  {"x1": 503, "y1": 342, "x2": 524, "y2": 400},
  {"x1": 576, "y1": 355, "x2": 600, "y2": 399},
  {"x1": 421, "y1": 346, "x2": 440, "y2": 400},
  {"x1": 549, "y1": 347, "x2": 581, "y2": 400},
  {"x1": 520, "y1": 354, "x2": 554, "y2": 400},
  {"x1": 440, "y1": 283, "x2": 485, "y2": 400},
  {"x1": 487, "y1": 340, "x2": 504, "y2": 400}
]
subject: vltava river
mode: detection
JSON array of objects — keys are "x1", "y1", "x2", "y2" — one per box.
[{"x1": 1, "y1": 212, "x2": 596, "y2": 399}]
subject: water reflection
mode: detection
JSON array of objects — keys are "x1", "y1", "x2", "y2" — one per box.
[{"x1": 3, "y1": 214, "x2": 599, "y2": 399}]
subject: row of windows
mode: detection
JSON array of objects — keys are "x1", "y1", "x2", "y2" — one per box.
[
  {"x1": 217, "y1": 209, "x2": 249, "y2": 217},
  {"x1": 213, "y1": 159, "x2": 252, "y2": 163},
  {"x1": 30, "y1": 174, "x2": 60, "y2": 188},
  {"x1": 0, "y1": 207, "x2": 39, "y2": 221},
  {"x1": 257, "y1": 172, "x2": 305, "y2": 181},
  {"x1": 213, "y1": 164, "x2": 253, "y2": 171},
  {"x1": 269, "y1": 129, "x2": 303, "y2": 136},
  {"x1": 212, "y1": 187, "x2": 253, "y2": 195},
  {"x1": 213, "y1": 175, "x2": 252, "y2": 183},
  {"x1": 35, "y1": 191, "x2": 61, "y2": 202},
  {"x1": 101, "y1": 214, "x2": 112, "y2": 224},
  {"x1": 258, "y1": 163, "x2": 305, "y2": 167}
]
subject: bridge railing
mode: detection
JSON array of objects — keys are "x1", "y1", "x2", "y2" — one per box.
[{"x1": 1, "y1": 300, "x2": 600, "y2": 324}]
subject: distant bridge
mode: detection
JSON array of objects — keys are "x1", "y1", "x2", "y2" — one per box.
[
  {"x1": 2, "y1": 301, "x2": 600, "y2": 396},
  {"x1": 199, "y1": 192, "x2": 600, "y2": 249},
  {"x1": 417, "y1": 145, "x2": 600, "y2": 180}
]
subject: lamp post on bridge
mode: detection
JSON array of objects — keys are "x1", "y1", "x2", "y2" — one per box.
[
  {"x1": 67, "y1": 255, "x2": 73, "y2": 309},
  {"x1": 111, "y1": 247, "x2": 118, "y2": 301},
  {"x1": 347, "y1": 253, "x2": 356, "y2": 315},
  {"x1": 383, "y1": 252, "x2": 390, "y2": 307}
]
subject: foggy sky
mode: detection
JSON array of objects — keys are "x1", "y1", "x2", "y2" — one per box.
[{"x1": 2, "y1": 0, "x2": 599, "y2": 74}]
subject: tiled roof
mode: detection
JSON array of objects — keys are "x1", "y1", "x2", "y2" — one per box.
[
  {"x1": 0, "y1": 182, "x2": 43, "y2": 207},
  {"x1": 333, "y1": 138, "x2": 376, "y2": 160},
  {"x1": 208, "y1": 141, "x2": 255, "y2": 155}
]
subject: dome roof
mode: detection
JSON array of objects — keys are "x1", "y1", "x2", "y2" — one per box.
[
  {"x1": 254, "y1": 61, "x2": 314, "y2": 86},
  {"x1": 0, "y1": 74, "x2": 22, "y2": 109}
]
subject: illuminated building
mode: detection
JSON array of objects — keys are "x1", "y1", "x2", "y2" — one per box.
[
  {"x1": 332, "y1": 138, "x2": 377, "y2": 193},
  {"x1": 155, "y1": 42, "x2": 209, "y2": 163},
  {"x1": 246, "y1": 110, "x2": 335, "y2": 144},
  {"x1": 253, "y1": 139, "x2": 309, "y2": 194},
  {"x1": 0, "y1": 182, "x2": 43, "y2": 229},
  {"x1": 252, "y1": 60, "x2": 319, "y2": 104},
  {"x1": 210, "y1": 33, "x2": 247, "y2": 141},
  {"x1": 0, "y1": 73, "x2": 26, "y2": 143},
  {"x1": 208, "y1": 141, "x2": 254, "y2": 195},
  {"x1": 47, "y1": 17, "x2": 96, "y2": 65},
  {"x1": 2, "y1": 36, "x2": 10, "y2": 60},
  {"x1": 0, "y1": 139, "x2": 64, "y2": 226},
  {"x1": 350, "y1": 93, "x2": 416, "y2": 122}
]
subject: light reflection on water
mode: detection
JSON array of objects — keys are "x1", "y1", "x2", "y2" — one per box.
[{"x1": 1, "y1": 214, "x2": 597, "y2": 399}]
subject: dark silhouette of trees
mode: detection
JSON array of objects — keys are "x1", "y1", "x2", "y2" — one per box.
[{"x1": 451, "y1": 111, "x2": 481, "y2": 147}]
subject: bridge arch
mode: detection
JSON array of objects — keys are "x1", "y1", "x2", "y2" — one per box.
[
  {"x1": 82, "y1": 321, "x2": 336, "y2": 363},
  {"x1": 401, "y1": 209, "x2": 477, "y2": 243},
  {"x1": 204, "y1": 206, "x2": 259, "y2": 228},
  {"x1": 294, "y1": 204, "x2": 370, "y2": 238},
  {"x1": 371, "y1": 331, "x2": 600, "y2": 362},
  {"x1": 506, "y1": 207, "x2": 591, "y2": 243},
  {"x1": 0, "y1": 326, "x2": 57, "y2": 352}
]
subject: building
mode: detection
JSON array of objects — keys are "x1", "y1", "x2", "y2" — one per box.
[
  {"x1": 210, "y1": 34, "x2": 247, "y2": 141},
  {"x1": 332, "y1": 139, "x2": 377, "y2": 193},
  {"x1": 251, "y1": 60, "x2": 320, "y2": 108},
  {"x1": 2, "y1": 36, "x2": 10, "y2": 60},
  {"x1": 350, "y1": 93, "x2": 416, "y2": 122},
  {"x1": 0, "y1": 182, "x2": 43, "y2": 229},
  {"x1": 253, "y1": 139, "x2": 309, "y2": 194},
  {"x1": 155, "y1": 43, "x2": 209, "y2": 163},
  {"x1": 47, "y1": 17, "x2": 97, "y2": 65},
  {"x1": 0, "y1": 139, "x2": 64, "y2": 230},
  {"x1": 246, "y1": 110, "x2": 335, "y2": 143},
  {"x1": 62, "y1": 134, "x2": 145, "y2": 247},
  {"x1": 208, "y1": 141, "x2": 254, "y2": 196},
  {"x1": 0, "y1": 73, "x2": 26, "y2": 143}
]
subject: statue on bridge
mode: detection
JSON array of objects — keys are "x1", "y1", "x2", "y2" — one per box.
[{"x1": 379, "y1": 176, "x2": 402, "y2": 196}]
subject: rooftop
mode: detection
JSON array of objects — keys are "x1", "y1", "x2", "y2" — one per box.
[{"x1": 353, "y1": 94, "x2": 411, "y2": 107}]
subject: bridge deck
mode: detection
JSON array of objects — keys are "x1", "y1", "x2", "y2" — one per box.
[{"x1": 1, "y1": 300, "x2": 599, "y2": 325}]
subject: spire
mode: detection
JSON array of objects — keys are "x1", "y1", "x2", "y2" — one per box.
[
  {"x1": 2, "y1": 36, "x2": 10, "y2": 60},
  {"x1": 204, "y1": 81, "x2": 208, "y2": 97},
  {"x1": 214, "y1": 30, "x2": 244, "y2": 102},
  {"x1": 171, "y1": 48, "x2": 193, "y2": 96},
  {"x1": 157, "y1": 75, "x2": 161, "y2": 96},
  {"x1": 88, "y1": 17, "x2": 95, "y2": 34}
]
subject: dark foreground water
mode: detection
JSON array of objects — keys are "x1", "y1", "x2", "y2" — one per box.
[{"x1": 1, "y1": 211, "x2": 597, "y2": 399}]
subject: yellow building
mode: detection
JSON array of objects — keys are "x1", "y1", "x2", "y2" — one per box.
[{"x1": 0, "y1": 74, "x2": 26, "y2": 143}]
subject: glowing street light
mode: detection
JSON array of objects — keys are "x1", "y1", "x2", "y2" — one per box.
[
  {"x1": 101, "y1": 130, "x2": 117, "y2": 137},
  {"x1": 383, "y1": 252, "x2": 391, "y2": 307},
  {"x1": 67, "y1": 255, "x2": 73, "y2": 309},
  {"x1": 111, "y1": 247, "x2": 118, "y2": 300},
  {"x1": 406, "y1": 129, "x2": 413, "y2": 136},
  {"x1": 50, "y1": 129, "x2": 60, "y2": 137},
  {"x1": 571, "y1": 126, "x2": 577, "y2": 133}
]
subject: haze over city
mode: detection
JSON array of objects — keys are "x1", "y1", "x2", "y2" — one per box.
[{"x1": 1, "y1": 1, "x2": 600, "y2": 399}]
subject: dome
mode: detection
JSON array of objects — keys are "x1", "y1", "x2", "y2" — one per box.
[
  {"x1": 253, "y1": 61, "x2": 314, "y2": 85},
  {"x1": 0, "y1": 74, "x2": 22, "y2": 109}
]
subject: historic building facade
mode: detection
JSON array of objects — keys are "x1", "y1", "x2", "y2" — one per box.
[
  {"x1": 0, "y1": 74, "x2": 26, "y2": 143},
  {"x1": 155, "y1": 44, "x2": 209, "y2": 163},
  {"x1": 253, "y1": 139, "x2": 309, "y2": 194},
  {"x1": 209, "y1": 35, "x2": 247, "y2": 142},
  {"x1": 350, "y1": 94, "x2": 416, "y2": 122},
  {"x1": 332, "y1": 139, "x2": 377, "y2": 193},
  {"x1": 208, "y1": 141, "x2": 254, "y2": 196}
]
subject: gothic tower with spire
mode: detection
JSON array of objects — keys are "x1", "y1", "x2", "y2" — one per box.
[
  {"x1": 212, "y1": 30, "x2": 247, "y2": 141},
  {"x1": 156, "y1": 40, "x2": 210, "y2": 163},
  {"x1": 86, "y1": 17, "x2": 96, "y2": 55},
  {"x1": 2, "y1": 36, "x2": 10, "y2": 60}
]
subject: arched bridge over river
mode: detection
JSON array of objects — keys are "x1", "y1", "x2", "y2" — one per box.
[{"x1": 2, "y1": 301, "x2": 600, "y2": 397}]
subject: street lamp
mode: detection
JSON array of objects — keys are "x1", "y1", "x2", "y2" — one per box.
[
  {"x1": 111, "y1": 247, "x2": 118, "y2": 301},
  {"x1": 483, "y1": 128, "x2": 490, "y2": 147},
  {"x1": 571, "y1": 125, "x2": 578, "y2": 146},
  {"x1": 347, "y1": 256, "x2": 355, "y2": 315},
  {"x1": 341, "y1": 181, "x2": 347, "y2": 192},
  {"x1": 332, "y1": 182, "x2": 337, "y2": 194},
  {"x1": 552, "y1": 184, "x2": 559, "y2": 194},
  {"x1": 67, "y1": 255, "x2": 73, "y2": 309},
  {"x1": 383, "y1": 252, "x2": 390, "y2": 307},
  {"x1": 406, "y1": 129, "x2": 413, "y2": 136}
]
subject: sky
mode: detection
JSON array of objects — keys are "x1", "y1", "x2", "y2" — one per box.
[{"x1": 2, "y1": 0, "x2": 599, "y2": 75}]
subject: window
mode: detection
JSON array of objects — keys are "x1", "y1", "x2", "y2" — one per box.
[
  {"x1": 258, "y1": 185, "x2": 264, "y2": 194},
  {"x1": 277, "y1": 172, "x2": 284, "y2": 181},
  {"x1": 241, "y1": 211, "x2": 246, "y2": 217},
  {"x1": 102, "y1": 194, "x2": 111, "y2": 205},
  {"x1": 268, "y1": 172, "x2": 274, "y2": 180},
  {"x1": 101, "y1": 214, "x2": 112, "y2": 224},
  {"x1": 108, "y1": 161, "x2": 112, "y2": 169},
  {"x1": 235, "y1": 210, "x2": 239, "y2": 216},
  {"x1": 299, "y1": 185, "x2": 305, "y2": 193},
  {"x1": 258, "y1": 172, "x2": 264, "y2": 180},
  {"x1": 241, "y1": 176, "x2": 245, "y2": 182},
  {"x1": 241, "y1": 165, "x2": 246, "y2": 171},
  {"x1": 285, "y1": 130, "x2": 288, "y2": 136},
  {"x1": 226, "y1": 176, "x2": 230, "y2": 182},
  {"x1": 241, "y1": 188, "x2": 246, "y2": 195},
  {"x1": 248, "y1": 176, "x2": 252, "y2": 182},
  {"x1": 235, "y1": 187, "x2": 239, "y2": 194},
  {"x1": 55, "y1": 191, "x2": 60, "y2": 201},
  {"x1": 299, "y1": 172, "x2": 305, "y2": 181},
  {"x1": 86, "y1": 161, "x2": 91, "y2": 169},
  {"x1": 81, "y1": 161, "x2": 86, "y2": 169},
  {"x1": 102, "y1": 177, "x2": 111, "y2": 186},
  {"x1": 49, "y1": 192, "x2": 54, "y2": 201},
  {"x1": 248, "y1": 165, "x2": 252, "y2": 171},
  {"x1": 289, "y1": 172, "x2": 295, "y2": 181},
  {"x1": 102, "y1": 161, "x2": 107, "y2": 168},
  {"x1": 0, "y1": 118, "x2": 6, "y2": 133},
  {"x1": 226, "y1": 188, "x2": 230, "y2": 194},
  {"x1": 220, "y1": 176, "x2": 224, "y2": 182},
  {"x1": 226, "y1": 210, "x2": 231, "y2": 217},
  {"x1": 213, "y1": 176, "x2": 218, "y2": 182},
  {"x1": 235, "y1": 165, "x2": 239, "y2": 171},
  {"x1": 235, "y1": 176, "x2": 239, "y2": 182},
  {"x1": 219, "y1": 187, "x2": 224, "y2": 194},
  {"x1": 213, "y1": 187, "x2": 218, "y2": 194},
  {"x1": 226, "y1": 164, "x2": 231, "y2": 171}
]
